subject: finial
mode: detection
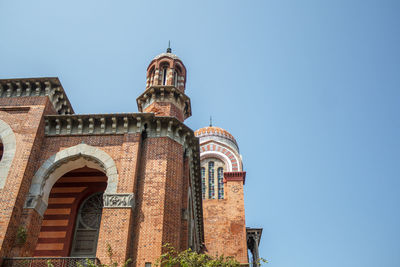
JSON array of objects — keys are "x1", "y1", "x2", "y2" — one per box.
[
  {"x1": 166, "y1": 41, "x2": 172, "y2": 53},
  {"x1": 209, "y1": 116, "x2": 212, "y2": 127}
]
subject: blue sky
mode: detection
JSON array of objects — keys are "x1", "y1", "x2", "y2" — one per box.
[{"x1": 1, "y1": 0, "x2": 399, "y2": 266}]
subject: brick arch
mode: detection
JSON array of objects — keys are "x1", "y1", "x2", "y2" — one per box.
[
  {"x1": 25, "y1": 144, "x2": 118, "y2": 216},
  {"x1": 200, "y1": 143, "x2": 240, "y2": 171},
  {"x1": 0, "y1": 119, "x2": 16, "y2": 189}
]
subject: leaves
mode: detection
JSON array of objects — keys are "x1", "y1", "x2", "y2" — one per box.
[{"x1": 155, "y1": 244, "x2": 241, "y2": 267}]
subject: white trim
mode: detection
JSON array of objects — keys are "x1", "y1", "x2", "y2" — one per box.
[
  {"x1": 200, "y1": 143, "x2": 242, "y2": 171},
  {"x1": 0, "y1": 119, "x2": 16, "y2": 189},
  {"x1": 200, "y1": 151, "x2": 232, "y2": 172},
  {"x1": 25, "y1": 143, "x2": 119, "y2": 216}
]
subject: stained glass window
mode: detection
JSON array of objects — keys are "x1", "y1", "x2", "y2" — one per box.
[
  {"x1": 218, "y1": 167, "x2": 224, "y2": 199},
  {"x1": 208, "y1": 161, "x2": 215, "y2": 199},
  {"x1": 201, "y1": 167, "x2": 206, "y2": 199}
]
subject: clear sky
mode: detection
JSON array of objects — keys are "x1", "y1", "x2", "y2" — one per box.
[{"x1": 1, "y1": 0, "x2": 399, "y2": 266}]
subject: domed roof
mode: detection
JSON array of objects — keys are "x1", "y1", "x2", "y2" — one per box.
[
  {"x1": 194, "y1": 126, "x2": 237, "y2": 146},
  {"x1": 153, "y1": 52, "x2": 181, "y2": 61}
]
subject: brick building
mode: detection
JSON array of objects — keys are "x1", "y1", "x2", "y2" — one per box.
[{"x1": 0, "y1": 48, "x2": 262, "y2": 266}]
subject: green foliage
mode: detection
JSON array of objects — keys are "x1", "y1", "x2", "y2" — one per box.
[
  {"x1": 155, "y1": 244, "x2": 241, "y2": 267},
  {"x1": 75, "y1": 243, "x2": 132, "y2": 267},
  {"x1": 16, "y1": 226, "x2": 27, "y2": 245}
]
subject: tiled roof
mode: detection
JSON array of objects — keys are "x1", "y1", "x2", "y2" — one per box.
[{"x1": 194, "y1": 126, "x2": 237, "y2": 145}]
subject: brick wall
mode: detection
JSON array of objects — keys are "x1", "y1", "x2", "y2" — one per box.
[
  {"x1": 144, "y1": 102, "x2": 184, "y2": 122},
  {"x1": 0, "y1": 97, "x2": 54, "y2": 263},
  {"x1": 132, "y1": 137, "x2": 185, "y2": 266},
  {"x1": 203, "y1": 179, "x2": 248, "y2": 263}
]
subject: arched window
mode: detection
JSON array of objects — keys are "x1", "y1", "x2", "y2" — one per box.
[
  {"x1": 208, "y1": 161, "x2": 215, "y2": 199},
  {"x1": 70, "y1": 192, "x2": 103, "y2": 256},
  {"x1": 160, "y1": 64, "x2": 168, "y2": 85},
  {"x1": 149, "y1": 66, "x2": 155, "y2": 86},
  {"x1": 174, "y1": 71, "x2": 178, "y2": 87},
  {"x1": 218, "y1": 167, "x2": 224, "y2": 199},
  {"x1": 201, "y1": 167, "x2": 206, "y2": 199}
]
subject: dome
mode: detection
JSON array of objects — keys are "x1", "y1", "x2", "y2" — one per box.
[
  {"x1": 153, "y1": 52, "x2": 181, "y2": 61},
  {"x1": 195, "y1": 126, "x2": 238, "y2": 147}
]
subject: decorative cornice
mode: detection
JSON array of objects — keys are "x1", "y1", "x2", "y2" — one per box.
[
  {"x1": 224, "y1": 171, "x2": 246, "y2": 184},
  {"x1": 103, "y1": 193, "x2": 135, "y2": 209},
  {"x1": 136, "y1": 86, "x2": 192, "y2": 119},
  {"x1": 45, "y1": 113, "x2": 193, "y2": 145},
  {"x1": 0, "y1": 77, "x2": 74, "y2": 115}
]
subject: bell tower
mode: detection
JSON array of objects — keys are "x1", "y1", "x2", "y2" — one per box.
[{"x1": 136, "y1": 47, "x2": 192, "y2": 122}]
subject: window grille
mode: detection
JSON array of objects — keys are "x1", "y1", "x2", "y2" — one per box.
[
  {"x1": 201, "y1": 167, "x2": 206, "y2": 199},
  {"x1": 218, "y1": 167, "x2": 224, "y2": 199},
  {"x1": 208, "y1": 161, "x2": 215, "y2": 199}
]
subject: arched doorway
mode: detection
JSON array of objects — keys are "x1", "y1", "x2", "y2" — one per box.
[{"x1": 34, "y1": 167, "x2": 107, "y2": 257}]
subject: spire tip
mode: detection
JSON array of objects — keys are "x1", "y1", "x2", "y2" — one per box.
[{"x1": 167, "y1": 41, "x2": 172, "y2": 53}]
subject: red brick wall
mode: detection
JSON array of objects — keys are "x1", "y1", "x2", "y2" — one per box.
[
  {"x1": 180, "y1": 157, "x2": 190, "y2": 251},
  {"x1": 0, "y1": 97, "x2": 55, "y2": 262},
  {"x1": 202, "y1": 180, "x2": 248, "y2": 263},
  {"x1": 144, "y1": 102, "x2": 184, "y2": 122},
  {"x1": 132, "y1": 137, "x2": 185, "y2": 266}
]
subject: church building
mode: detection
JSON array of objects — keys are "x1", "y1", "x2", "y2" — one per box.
[{"x1": 0, "y1": 48, "x2": 262, "y2": 266}]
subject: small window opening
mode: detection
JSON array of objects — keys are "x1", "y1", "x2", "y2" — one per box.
[
  {"x1": 162, "y1": 68, "x2": 167, "y2": 85},
  {"x1": 174, "y1": 71, "x2": 178, "y2": 87}
]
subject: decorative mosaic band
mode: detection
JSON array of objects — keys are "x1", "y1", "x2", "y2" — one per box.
[{"x1": 103, "y1": 193, "x2": 135, "y2": 209}]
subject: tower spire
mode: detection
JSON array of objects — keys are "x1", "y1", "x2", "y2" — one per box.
[{"x1": 167, "y1": 40, "x2": 172, "y2": 53}]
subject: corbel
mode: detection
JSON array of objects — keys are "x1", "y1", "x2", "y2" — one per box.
[
  {"x1": 35, "y1": 82, "x2": 41, "y2": 96},
  {"x1": 6, "y1": 83, "x2": 12, "y2": 97}
]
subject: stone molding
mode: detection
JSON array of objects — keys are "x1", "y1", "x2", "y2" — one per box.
[
  {"x1": 25, "y1": 143, "x2": 119, "y2": 216},
  {"x1": 0, "y1": 119, "x2": 16, "y2": 189},
  {"x1": 136, "y1": 86, "x2": 192, "y2": 119},
  {"x1": 24, "y1": 195, "x2": 47, "y2": 217},
  {"x1": 103, "y1": 193, "x2": 135, "y2": 209},
  {"x1": 0, "y1": 77, "x2": 74, "y2": 115}
]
